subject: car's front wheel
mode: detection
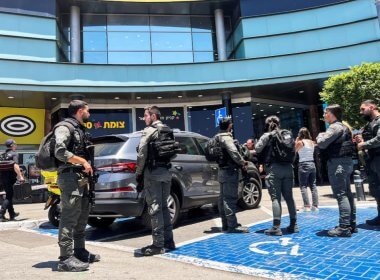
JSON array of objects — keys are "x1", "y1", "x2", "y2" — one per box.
[
  {"x1": 141, "y1": 192, "x2": 180, "y2": 229},
  {"x1": 238, "y1": 178, "x2": 262, "y2": 209},
  {"x1": 87, "y1": 217, "x2": 116, "y2": 228}
]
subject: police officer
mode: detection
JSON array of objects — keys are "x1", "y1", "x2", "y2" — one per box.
[
  {"x1": 356, "y1": 100, "x2": 380, "y2": 226},
  {"x1": 54, "y1": 100, "x2": 100, "y2": 272},
  {"x1": 216, "y1": 118, "x2": 249, "y2": 233},
  {"x1": 136, "y1": 106, "x2": 175, "y2": 256},
  {"x1": 255, "y1": 116, "x2": 298, "y2": 236},
  {"x1": 317, "y1": 104, "x2": 356, "y2": 237},
  {"x1": 0, "y1": 139, "x2": 24, "y2": 222}
]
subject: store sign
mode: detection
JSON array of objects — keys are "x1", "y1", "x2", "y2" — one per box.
[
  {"x1": 136, "y1": 107, "x2": 185, "y2": 131},
  {"x1": 0, "y1": 107, "x2": 45, "y2": 144},
  {"x1": 84, "y1": 110, "x2": 132, "y2": 138}
]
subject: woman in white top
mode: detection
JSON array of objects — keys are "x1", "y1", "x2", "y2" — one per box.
[{"x1": 295, "y1": 127, "x2": 319, "y2": 212}]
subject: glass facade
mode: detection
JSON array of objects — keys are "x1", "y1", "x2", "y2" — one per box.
[
  {"x1": 59, "y1": 14, "x2": 224, "y2": 64},
  {"x1": 239, "y1": 0, "x2": 348, "y2": 17},
  {"x1": 251, "y1": 103, "x2": 305, "y2": 141}
]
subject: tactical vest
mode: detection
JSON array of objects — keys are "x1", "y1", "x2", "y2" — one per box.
[
  {"x1": 363, "y1": 115, "x2": 380, "y2": 158},
  {"x1": 57, "y1": 118, "x2": 90, "y2": 166},
  {"x1": 218, "y1": 133, "x2": 238, "y2": 168},
  {"x1": 326, "y1": 123, "x2": 354, "y2": 159}
]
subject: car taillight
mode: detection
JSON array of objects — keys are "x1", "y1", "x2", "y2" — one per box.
[{"x1": 97, "y1": 162, "x2": 136, "y2": 173}]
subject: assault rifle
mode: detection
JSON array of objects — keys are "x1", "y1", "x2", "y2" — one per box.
[{"x1": 86, "y1": 144, "x2": 98, "y2": 208}]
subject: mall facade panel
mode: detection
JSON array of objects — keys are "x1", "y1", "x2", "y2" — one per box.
[{"x1": 1, "y1": 0, "x2": 380, "y2": 154}]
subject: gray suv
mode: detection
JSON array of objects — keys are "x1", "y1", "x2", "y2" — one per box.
[{"x1": 88, "y1": 130, "x2": 262, "y2": 228}]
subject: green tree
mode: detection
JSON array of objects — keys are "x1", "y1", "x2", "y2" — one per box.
[{"x1": 320, "y1": 63, "x2": 380, "y2": 128}]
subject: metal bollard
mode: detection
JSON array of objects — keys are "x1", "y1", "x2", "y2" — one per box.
[{"x1": 353, "y1": 170, "x2": 366, "y2": 201}]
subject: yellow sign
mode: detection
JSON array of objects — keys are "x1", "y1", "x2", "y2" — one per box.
[{"x1": 0, "y1": 107, "x2": 45, "y2": 145}]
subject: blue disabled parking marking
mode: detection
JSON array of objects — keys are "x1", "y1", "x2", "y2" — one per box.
[{"x1": 163, "y1": 207, "x2": 380, "y2": 280}]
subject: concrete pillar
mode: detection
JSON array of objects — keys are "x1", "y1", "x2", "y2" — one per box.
[
  {"x1": 70, "y1": 6, "x2": 81, "y2": 63},
  {"x1": 214, "y1": 9, "x2": 227, "y2": 61},
  {"x1": 183, "y1": 106, "x2": 189, "y2": 131},
  {"x1": 308, "y1": 105, "x2": 320, "y2": 139}
]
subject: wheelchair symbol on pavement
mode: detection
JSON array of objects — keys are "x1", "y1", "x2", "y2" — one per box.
[{"x1": 249, "y1": 238, "x2": 303, "y2": 256}]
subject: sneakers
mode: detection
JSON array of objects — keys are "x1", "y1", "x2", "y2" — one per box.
[
  {"x1": 264, "y1": 226, "x2": 282, "y2": 236},
  {"x1": 164, "y1": 241, "x2": 176, "y2": 252},
  {"x1": 74, "y1": 248, "x2": 100, "y2": 263},
  {"x1": 311, "y1": 206, "x2": 319, "y2": 213},
  {"x1": 140, "y1": 245, "x2": 165, "y2": 256},
  {"x1": 327, "y1": 226, "x2": 352, "y2": 237},
  {"x1": 57, "y1": 255, "x2": 89, "y2": 272},
  {"x1": 0, "y1": 216, "x2": 7, "y2": 222},
  {"x1": 287, "y1": 224, "x2": 299, "y2": 234},
  {"x1": 226, "y1": 225, "x2": 250, "y2": 233},
  {"x1": 366, "y1": 216, "x2": 380, "y2": 226},
  {"x1": 303, "y1": 206, "x2": 311, "y2": 212},
  {"x1": 9, "y1": 212, "x2": 19, "y2": 221}
]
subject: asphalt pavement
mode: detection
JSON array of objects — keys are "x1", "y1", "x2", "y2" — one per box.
[{"x1": 0, "y1": 184, "x2": 378, "y2": 280}]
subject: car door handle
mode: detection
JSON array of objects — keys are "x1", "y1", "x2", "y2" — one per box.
[
  {"x1": 174, "y1": 165, "x2": 183, "y2": 171},
  {"x1": 211, "y1": 167, "x2": 218, "y2": 171}
]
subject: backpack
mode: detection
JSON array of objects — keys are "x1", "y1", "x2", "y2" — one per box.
[
  {"x1": 204, "y1": 135, "x2": 224, "y2": 162},
  {"x1": 149, "y1": 124, "x2": 180, "y2": 163},
  {"x1": 35, "y1": 119, "x2": 76, "y2": 171},
  {"x1": 0, "y1": 152, "x2": 15, "y2": 172},
  {"x1": 271, "y1": 129, "x2": 295, "y2": 163}
]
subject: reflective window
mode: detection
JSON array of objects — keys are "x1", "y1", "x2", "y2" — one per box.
[
  {"x1": 108, "y1": 52, "x2": 151, "y2": 64},
  {"x1": 79, "y1": 13, "x2": 220, "y2": 64},
  {"x1": 191, "y1": 17, "x2": 213, "y2": 33},
  {"x1": 232, "y1": 103, "x2": 254, "y2": 144},
  {"x1": 82, "y1": 15, "x2": 107, "y2": 31},
  {"x1": 152, "y1": 52, "x2": 193, "y2": 64},
  {"x1": 192, "y1": 33, "x2": 213, "y2": 51},
  {"x1": 83, "y1": 52, "x2": 107, "y2": 64},
  {"x1": 151, "y1": 33, "x2": 192, "y2": 51},
  {"x1": 150, "y1": 16, "x2": 191, "y2": 32},
  {"x1": 187, "y1": 105, "x2": 221, "y2": 138},
  {"x1": 193, "y1": 52, "x2": 214, "y2": 63},
  {"x1": 83, "y1": 32, "x2": 107, "y2": 51},
  {"x1": 176, "y1": 137, "x2": 200, "y2": 155},
  {"x1": 108, "y1": 32, "x2": 150, "y2": 51},
  {"x1": 107, "y1": 15, "x2": 149, "y2": 31}
]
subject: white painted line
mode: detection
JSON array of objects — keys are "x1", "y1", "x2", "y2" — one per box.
[{"x1": 159, "y1": 253, "x2": 314, "y2": 280}]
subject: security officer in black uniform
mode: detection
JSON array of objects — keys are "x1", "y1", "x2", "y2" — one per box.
[
  {"x1": 255, "y1": 116, "x2": 298, "y2": 236},
  {"x1": 54, "y1": 100, "x2": 100, "y2": 272},
  {"x1": 0, "y1": 139, "x2": 24, "y2": 221},
  {"x1": 136, "y1": 105, "x2": 176, "y2": 256},
  {"x1": 216, "y1": 118, "x2": 249, "y2": 233},
  {"x1": 317, "y1": 104, "x2": 356, "y2": 237},
  {"x1": 356, "y1": 100, "x2": 380, "y2": 226}
]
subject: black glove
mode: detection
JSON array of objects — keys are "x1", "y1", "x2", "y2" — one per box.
[
  {"x1": 136, "y1": 174, "x2": 143, "y2": 184},
  {"x1": 136, "y1": 182, "x2": 144, "y2": 193}
]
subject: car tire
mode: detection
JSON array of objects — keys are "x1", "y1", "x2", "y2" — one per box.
[
  {"x1": 87, "y1": 217, "x2": 116, "y2": 228},
  {"x1": 141, "y1": 192, "x2": 181, "y2": 229},
  {"x1": 238, "y1": 178, "x2": 262, "y2": 209},
  {"x1": 48, "y1": 204, "x2": 61, "y2": 227}
]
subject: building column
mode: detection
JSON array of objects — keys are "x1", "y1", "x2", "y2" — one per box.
[
  {"x1": 70, "y1": 6, "x2": 81, "y2": 63},
  {"x1": 214, "y1": 9, "x2": 227, "y2": 61},
  {"x1": 308, "y1": 105, "x2": 320, "y2": 139}
]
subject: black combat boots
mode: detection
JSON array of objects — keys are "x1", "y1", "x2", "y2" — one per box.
[
  {"x1": 74, "y1": 248, "x2": 101, "y2": 263},
  {"x1": 57, "y1": 255, "x2": 89, "y2": 272}
]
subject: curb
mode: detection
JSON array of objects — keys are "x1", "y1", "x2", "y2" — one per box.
[{"x1": 0, "y1": 219, "x2": 48, "y2": 231}]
